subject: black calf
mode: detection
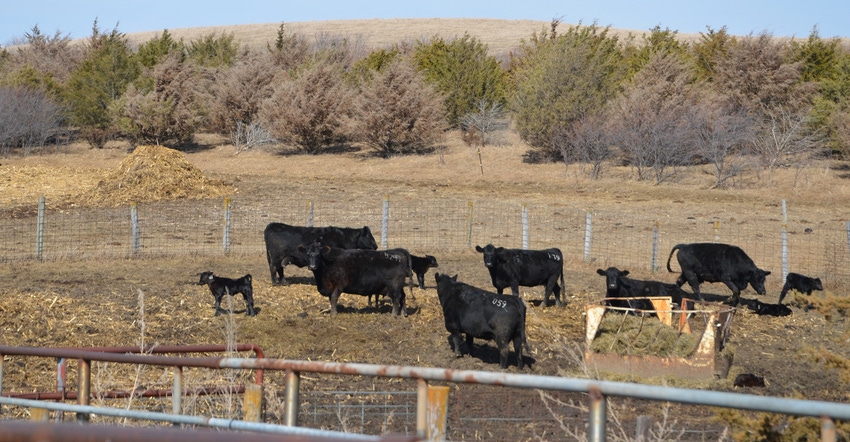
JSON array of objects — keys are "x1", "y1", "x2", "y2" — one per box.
[
  {"x1": 778, "y1": 272, "x2": 823, "y2": 304},
  {"x1": 198, "y1": 271, "x2": 256, "y2": 316}
]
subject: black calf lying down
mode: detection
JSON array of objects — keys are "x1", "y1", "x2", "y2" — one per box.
[
  {"x1": 746, "y1": 299, "x2": 791, "y2": 317},
  {"x1": 778, "y1": 272, "x2": 823, "y2": 304},
  {"x1": 198, "y1": 271, "x2": 256, "y2": 316},
  {"x1": 734, "y1": 373, "x2": 766, "y2": 388}
]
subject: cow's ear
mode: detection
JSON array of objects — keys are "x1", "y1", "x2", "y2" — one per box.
[
  {"x1": 763, "y1": 271, "x2": 771, "y2": 276},
  {"x1": 475, "y1": 245, "x2": 484, "y2": 252},
  {"x1": 207, "y1": 273, "x2": 214, "y2": 282},
  {"x1": 622, "y1": 270, "x2": 630, "y2": 276},
  {"x1": 322, "y1": 245, "x2": 332, "y2": 254},
  {"x1": 297, "y1": 245, "x2": 306, "y2": 253},
  {"x1": 451, "y1": 274, "x2": 458, "y2": 281},
  {"x1": 596, "y1": 269, "x2": 605, "y2": 275}
]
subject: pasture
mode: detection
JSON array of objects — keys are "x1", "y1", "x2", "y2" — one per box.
[{"x1": 1, "y1": 132, "x2": 850, "y2": 439}]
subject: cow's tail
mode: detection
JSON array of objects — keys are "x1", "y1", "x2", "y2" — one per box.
[
  {"x1": 666, "y1": 244, "x2": 683, "y2": 273},
  {"x1": 521, "y1": 299, "x2": 532, "y2": 354}
]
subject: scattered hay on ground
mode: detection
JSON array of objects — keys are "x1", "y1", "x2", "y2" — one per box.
[{"x1": 80, "y1": 145, "x2": 235, "y2": 207}]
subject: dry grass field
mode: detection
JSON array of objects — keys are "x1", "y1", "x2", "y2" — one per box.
[{"x1": 2, "y1": 17, "x2": 850, "y2": 439}]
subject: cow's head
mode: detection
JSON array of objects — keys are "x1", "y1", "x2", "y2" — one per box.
[
  {"x1": 475, "y1": 244, "x2": 501, "y2": 268},
  {"x1": 434, "y1": 273, "x2": 458, "y2": 300},
  {"x1": 198, "y1": 271, "x2": 215, "y2": 285},
  {"x1": 426, "y1": 255, "x2": 439, "y2": 268},
  {"x1": 298, "y1": 243, "x2": 328, "y2": 271},
  {"x1": 597, "y1": 267, "x2": 628, "y2": 290},
  {"x1": 357, "y1": 226, "x2": 378, "y2": 250},
  {"x1": 749, "y1": 268, "x2": 771, "y2": 295}
]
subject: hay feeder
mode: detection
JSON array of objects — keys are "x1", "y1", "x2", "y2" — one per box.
[{"x1": 584, "y1": 297, "x2": 735, "y2": 379}]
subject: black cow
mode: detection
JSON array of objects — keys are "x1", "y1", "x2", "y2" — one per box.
[
  {"x1": 411, "y1": 254, "x2": 439, "y2": 289},
  {"x1": 596, "y1": 267, "x2": 687, "y2": 312},
  {"x1": 779, "y1": 272, "x2": 823, "y2": 304},
  {"x1": 667, "y1": 243, "x2": 771, "y2": 305},
  {"x1": 733, "y1": 373, "x2": 766, "y2": 388},
  {"x1": 299, "y1": 243, "x2": 412, "y2": 316},
  {"x1": 434, "y1": 273, "x2": 530, "y2": 369},
  {"x1": 746, "y1": 299, "x2": 792, "y2": 317},
  {"x1": 197, "y1": 271, "x2": 256, "y2": 316},
  {"x1": 474, "y1": 244, "x2": 565, "y2": 307},
  {"x1": 263, "y1": 222, "x2": 378, "y2": 285}
]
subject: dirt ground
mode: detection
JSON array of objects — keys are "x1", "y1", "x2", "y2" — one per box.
[{"x1": 1, "y1": 136, "x2": 850, "y2": 438}]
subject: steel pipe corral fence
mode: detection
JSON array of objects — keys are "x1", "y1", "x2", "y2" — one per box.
[{"x1": 2, "y1": 346, "x2": 849, "y2": 441}]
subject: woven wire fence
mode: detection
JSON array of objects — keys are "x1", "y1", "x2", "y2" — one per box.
[{"x1": 2, "y1": 195, "x2": 849, "y2": 290}]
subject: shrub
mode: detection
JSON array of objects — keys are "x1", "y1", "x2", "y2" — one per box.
[
  {"x1": 0, "y1": 86, "x2": 64, "y2": 155},
  {"x1": 200, "y1": 51, "x2": 277, "y2": 134},
  {"x1": 259, "y1": 61, "x2": 354, "y2": 154},
  {"x1": 348, "y1": 59, "x2": 446, "y2": 157},
  {"x1": 509, "y1": 21, "x2": 627, "y2": 160},
  {"x1": 413, "y1": 33, "x2": 507, "y2": 127}
]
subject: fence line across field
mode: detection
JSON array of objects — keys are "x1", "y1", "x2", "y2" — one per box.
[{"x1": 3, "y1": 195, "x2": 849, "y2": 289}]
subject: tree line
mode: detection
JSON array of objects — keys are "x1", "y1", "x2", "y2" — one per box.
[{"x1": 1, "y1": 19, "x2": 848, "y2": 186}]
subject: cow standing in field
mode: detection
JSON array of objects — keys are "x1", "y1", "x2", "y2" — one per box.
[
  {"x1": 667, "y1": 243, "x2": 771, "y2": 305},
  {"x1": 778, "y1": 272, "x2": 823, "y2": 304},
  {"x1": 434, "y1": 273, "x2": 530, "y2": 369},
  {"x1": 596, "y1": 267, "x2": 687, "y2": 312},
  {"x1": 299, "y1": 243, "x2": 412, "y2": 316},
  {"x1": 410, "y1": 254, "x2": 439, "y2": 289},
  {"x1": 475, "y1": 244, "x2": 565, "y2": 307},
  {"x1": 263, "y1": 222, "x2": 377, "y2": 286}
]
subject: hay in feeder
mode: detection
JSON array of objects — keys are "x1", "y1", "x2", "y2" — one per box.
[{"x1": 590, "y1": 312, "x2": 700, "y2": 358}]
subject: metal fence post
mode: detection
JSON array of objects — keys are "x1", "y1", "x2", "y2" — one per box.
[
  {"x1": 77, "y1": 359, "x2": 91, "y2": 422},
  {"x1": 172, "y1": 366, "x2": 183, "y2": 420},
  {"x1": 588, "y1": 386, "x2": 607, "y2": 442},
  {"x1": 284, "y1": 369, "x2": 300, "y2": 426},
  {"x1": 36, "y1": 196, "x2": 45, "y2": 261},
  {"x1": 382, "y1": 195, "x2": 389, "y2": 250},
  {"x1": 651, "y1": 221, "x2": 659, "y2": 273},
  {"x1": 130, "y1": 202, "x2": 140, "y2": 257},
  {"x1": 222, "y1": 198, "x2": 231, "y2": 256},
  {"x1": 781, "y1": 200, "x2": 789, "y2": 281},
  {"x1": 466, "y1": 202, "x2": 473, "y2": 248},
  {"x1": 522, "y1": 204, "x2": 529, "y2": 250},
  {"x1": 416, "y1": 378, "x2": 428, "y2": 438},
  {"x1": 584, "y1": 212, "x2": 593, "y2": 263}
]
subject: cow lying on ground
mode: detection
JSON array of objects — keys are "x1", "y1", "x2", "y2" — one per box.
[
  {"x1": 778, "y1": 272, "x2": 823, "y2": 304},
  {"x1": 596, "y1": 267, "x2": 687, "y2": 313},
  {"x1": 434, "y1": 273, "x2": 530, "y2": 369},
  {"x1": 197, "y1": 271, "x2": 256, "y2": 316},
  {"x1": 299, "y1": 243, "x2": 412, "y2": 316},
  {"x1": 667, "y1": 242, "x2": 770, "y2": 305},
  {"x1": 263, "y1": 222, "x2": 378, "y2": 286},
  {"x1": 411, "y1": 254, "x2": 439, "y2": 289},
  {"x1": 475, "y1": 244, "x2": 565, "y2": 307},
  {"x1": 746, "y1": 299, "x2": 792, "y2": 317}
]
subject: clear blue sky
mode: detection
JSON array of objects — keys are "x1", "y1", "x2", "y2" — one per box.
[{"x1": 3, "y1": 0, "x2": 846, "y2": 46}]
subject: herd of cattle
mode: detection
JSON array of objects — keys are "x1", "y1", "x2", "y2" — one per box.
[{"x1": 196, "y1": 222, "x2": 825, "y2": 369}]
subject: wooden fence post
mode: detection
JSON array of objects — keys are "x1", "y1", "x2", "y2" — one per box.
[{"x1": 36, "y1": 196, "x2": 45, "y2": 261}]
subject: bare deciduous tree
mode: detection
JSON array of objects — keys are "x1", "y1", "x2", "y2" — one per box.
[
  {"x1": 459, "y1": 100, "x2": 508, "y2": 148},
  {"x1": 553, "y1": 112, "x2": 612, "y2": 179},
  {"x1": 686, "y1": 96, "x2": 756, "y2": 188},
  {"x1": 751, "y1": 106, "x2": 824, "y2": 171},
  {"x1": 0, "y1": 86, "x2": 64, "y2": 155},
  {"x1": 230, "y1": 120, "x2": 276, "y2": 154},
  {"x1": 607, "y1": 53, "x2": 695, "y2": 183}
]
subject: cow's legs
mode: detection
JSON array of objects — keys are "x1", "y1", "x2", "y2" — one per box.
[
  {"x1": 214, "y1": 295, "x2": 223, "y2": 316},
  {"x1": 242, "y1": 292, "x2": 256, "y2": 316},
  {"x1": 721, "y1": 278, "x2": 742, "y2": 305},
  {"x1": 465, "y1": 334, "x2": 474, "y2": 356},
  {"x1": 449, "y1": 333, "x2": 464, "y2": 357},
  {"x1": 513, "y1": 335, "x2": 525, "y2": 369},
  {"x1": 495, "y1": 336, "x2": 510, "y2": 369},
  {"x1": 329, "y1": 290, "x2": 341, "y2": 316},
  {"x1": 553, "y1": 284, "x2": 564, "y2": 307},
  {"x1": 682, "y1": 272, "x2": 704, "y2": 301},
  {"x1": 511, "y1": 283, "x2": 520, "y2": 297}
]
